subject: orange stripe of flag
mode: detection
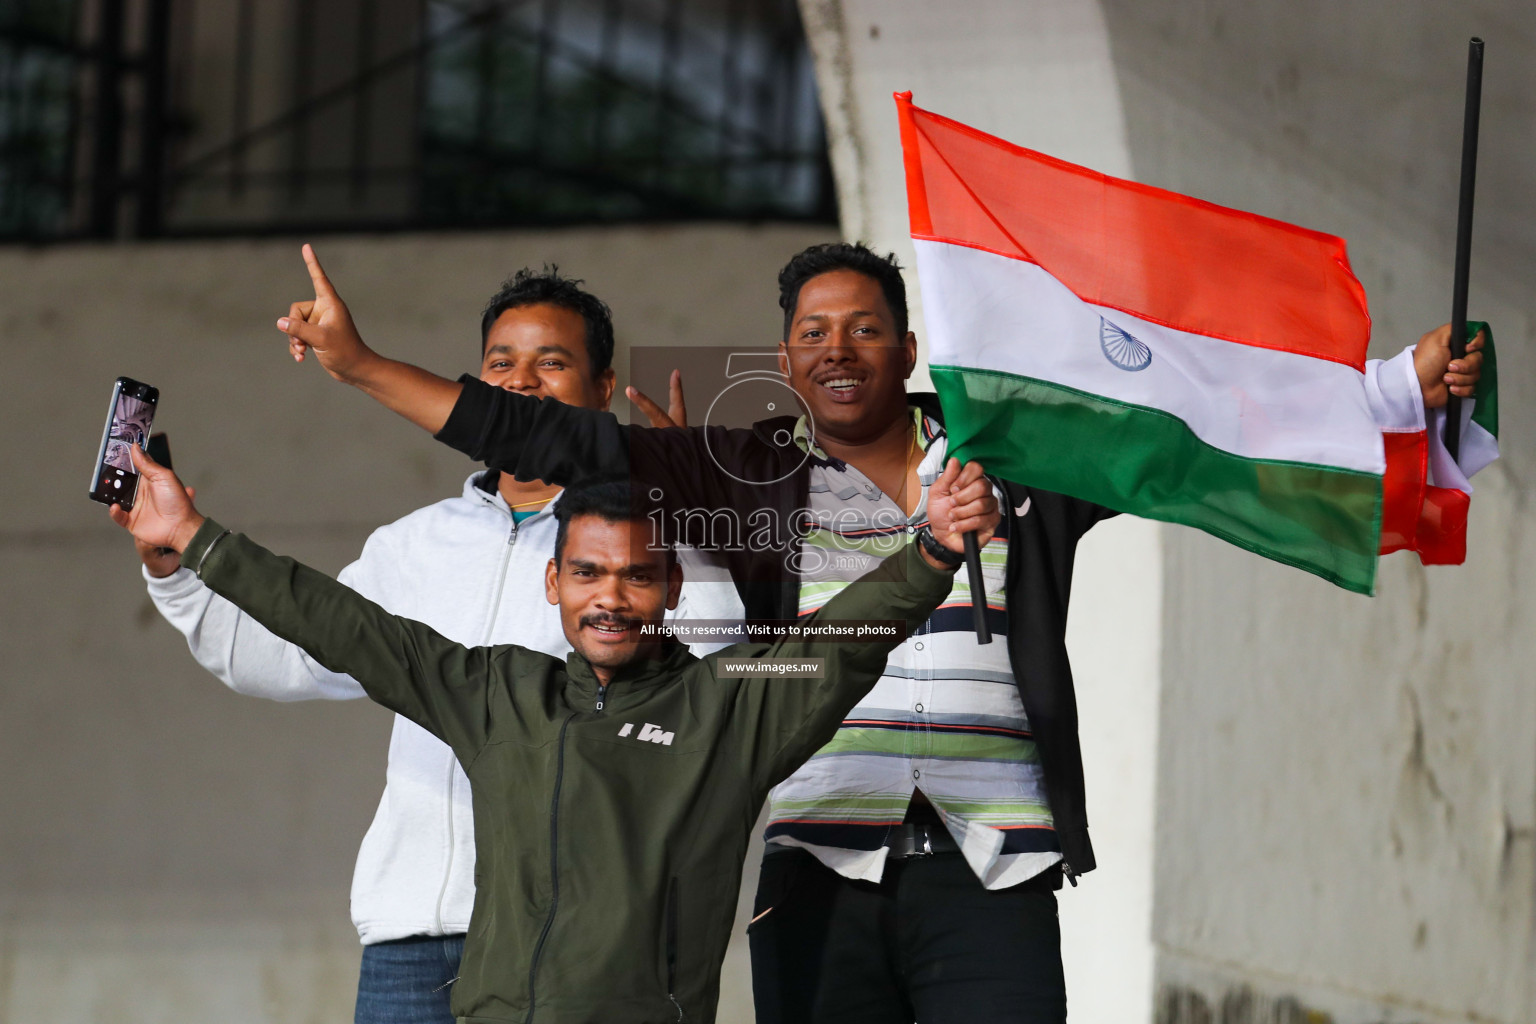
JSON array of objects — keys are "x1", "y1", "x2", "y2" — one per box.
[{"x1": 895, "y1": 94, "x2": 1372, "y2": 370}]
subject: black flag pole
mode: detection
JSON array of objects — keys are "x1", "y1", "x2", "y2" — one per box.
[
  {"x1": 963, "y1": 531, "x2": 992, "y2": 644},
  {"x1": 1444, "y1": 37, "x2": 1484, "y2": 461}
]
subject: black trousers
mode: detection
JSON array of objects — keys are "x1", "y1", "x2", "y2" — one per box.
[{"x1": 748, "y1": 848, "x2": 1067, "y2": 1024}]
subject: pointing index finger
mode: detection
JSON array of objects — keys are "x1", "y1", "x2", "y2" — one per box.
[{"x1": 302, "y1": 243, "x2": 338, "y2": 299}]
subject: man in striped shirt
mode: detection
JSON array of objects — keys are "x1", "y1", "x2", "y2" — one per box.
[
  {"x1": 742, "y1": 245, "x2": 1072, "y2": 1023},
  {"x1": 764, "y1": 410, "x2": 1056, "y2": 884}
]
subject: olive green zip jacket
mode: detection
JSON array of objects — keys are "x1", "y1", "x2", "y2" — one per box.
[{"x1": 182, "y1": 519, "x2": 957, "y2": 1024}]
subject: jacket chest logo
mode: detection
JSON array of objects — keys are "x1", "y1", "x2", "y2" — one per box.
[{"x1": 617, "y1": 722, "x2": 675, "y2": 746}]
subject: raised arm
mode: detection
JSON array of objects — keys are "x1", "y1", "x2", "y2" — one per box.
[
  {"x1": 275, "y1": 245, "x2": 717, "y2": 507},
  {"x1": 434, "y1": 375, "x2": 634, "y2": 486},
  {"x1": 146, "y1": 567, "x2": 367, "y2": 702},
  {"x1": 277, "y1": 244, "x2": 462, "y2": 433},
  {"x1": 734, "y1": 458, "x2": 999, "y2": 789},
  {"x1": 139, "y1": 522, "x2": 425, "y2": 701},
  {"x1": 110, "y1": 447, "x2": 500, "y2": 758}
]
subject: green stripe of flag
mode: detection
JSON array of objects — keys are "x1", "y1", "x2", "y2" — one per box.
[
  {"x1": 932, "y1": 365, "x2": 1382, "y2": 594},
  {"x1": 1468, "y1": 321, "x2": 1497, "y2": 438}
]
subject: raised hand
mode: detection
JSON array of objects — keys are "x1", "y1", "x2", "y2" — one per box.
[
  {"x1": 276, "y1": 244, "x2": 375, "y2": 384},
  {"x1": 107, "y1": 445, "x2": 206, "y2": 556},
  {"x1": 926, "y1": 458, "x2": 999, "y2": 555},
  {"x1": 625, "y1": 369, "x2": 689, "y2": 428},
  {"x1": 133, "y1": 476, "x2": 197, "y2": 577},
  {"x1": 1413, "y1": 323, "x2": 1486, "y2": 409}
]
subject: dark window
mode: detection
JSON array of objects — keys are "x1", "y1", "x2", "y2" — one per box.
[
  {"x1": 0, "y1": 0, "x2": 835, "y2": 241},
  {"x1": 0, "y1": 1, "x2": 84, "y2": 239}
]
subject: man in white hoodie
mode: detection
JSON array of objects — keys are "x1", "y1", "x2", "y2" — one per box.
[{"x1": 133, "y1": 251, "x2": 739, "y2": 1024}]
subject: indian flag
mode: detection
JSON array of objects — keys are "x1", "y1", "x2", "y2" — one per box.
[{"x1": 897, "y1": 92, "x2": 1497, "y2": 595}]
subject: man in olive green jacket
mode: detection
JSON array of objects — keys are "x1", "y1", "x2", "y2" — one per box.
[{"x1": 110, "y1": 445, "x2": 999, "y2": 1024}]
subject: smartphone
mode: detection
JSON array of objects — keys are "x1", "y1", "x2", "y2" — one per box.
[{"x1": 88, "y1": 377, "x2": 159, "y2": 509}]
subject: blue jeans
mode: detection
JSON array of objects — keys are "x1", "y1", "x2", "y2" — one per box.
[{"x1": 354, "y1": 934, "x2": 466, "y2": 1024}]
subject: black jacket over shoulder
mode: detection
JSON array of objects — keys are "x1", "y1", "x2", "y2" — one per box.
[{"x1": 436, "y1": 376, "x2": 1117, "y2": 876}]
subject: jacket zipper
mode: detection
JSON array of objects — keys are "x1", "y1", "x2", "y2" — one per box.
[
  {"x1": 595, "y1": 683, "x2": 607, "y2": 712},
  {"x1": 665, "y1": 876, "x2": 684, "y2": 1021},
  {"x1": 524, "y1": 712, "x2": 575, "y2": 1024},
  {"x1": 481, "y1": 515, "x2": 519, "y2": 645},
  {"x1": 434, "y1": 511, "x2": 518, "y2": 936}
]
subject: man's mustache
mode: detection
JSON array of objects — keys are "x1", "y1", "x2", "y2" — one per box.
[{"x1": 580, "y1": 613, "x2": 638, "y2": 631}]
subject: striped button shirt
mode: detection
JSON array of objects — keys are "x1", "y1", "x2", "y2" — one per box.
[{"x1": 764, "y1": 408, "x2": 1060, "y2": 889}]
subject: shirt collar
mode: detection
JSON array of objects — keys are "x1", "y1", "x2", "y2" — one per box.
[
  {"x1": 469, "y1": 471, "x2": 562, "y2": 520},
  {"x1": 792, "y1": 406, "x2": 944, "y2": 465}
]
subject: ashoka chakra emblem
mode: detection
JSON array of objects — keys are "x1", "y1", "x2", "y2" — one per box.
[{"x1": 1100, "y1": 317, "x2": 1152, "y2": 371}]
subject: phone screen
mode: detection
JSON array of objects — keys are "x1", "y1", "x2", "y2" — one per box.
[{"x1": 89, "y1": 378, "x2": 159, "y2": 508}]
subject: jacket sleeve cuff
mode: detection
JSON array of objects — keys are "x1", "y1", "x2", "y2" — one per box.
[
  {"x1": 433, "y1": 374, "x2": 495, "y2": 460},
  {"x1": 904, "y1": 536, "x2": 960, "y2": 596},
  {"x1": 179, "y1": 517, "x2": 233, "y2": 578}
]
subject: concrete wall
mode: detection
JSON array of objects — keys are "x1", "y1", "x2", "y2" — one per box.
[
  {"x1": 1099, "y1": 4, "x2": 1536, "y2": 1022},
  {"x1": 0, "y1": 222, "x2": 831, "y2": 1022},
  {"x1": 798, "y1": 3, "x2": 1163, "y2": 1022},
  {"x1": 802, "y1": 1, "x2": 1533, "y2": 1023}
]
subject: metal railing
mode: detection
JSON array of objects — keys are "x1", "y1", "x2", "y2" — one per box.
[{"x1": 0, "y1": 0, "x2": 835, "y2": 241}]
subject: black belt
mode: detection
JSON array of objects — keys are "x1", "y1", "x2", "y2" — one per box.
[
  {"x1": 761, "y1": 840, "x2": 1065, "y2": 891},
  {"x1": 885, "y1": 821, "x2": 960, "y2": 858}
]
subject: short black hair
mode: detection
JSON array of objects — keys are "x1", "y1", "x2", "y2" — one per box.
[
  {"x1": 480, "y1": 266, "x2": 616, "y2": 375},
  {"x1": 553, "y1": 481, "x2": 673, "y2": 568},
  {"x1": 777, "y1": 242, "x2": 908, "y2": 341}
]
